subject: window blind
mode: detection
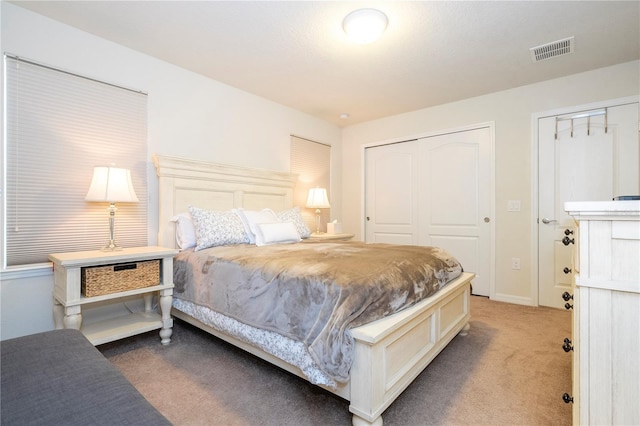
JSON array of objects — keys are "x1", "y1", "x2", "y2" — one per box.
[
  {"x1": 4, "y1": 55, "x2": 148, "y2": 268},
  {"x1": 290, "y1": 136, "x2": 331, "y2": 232}
]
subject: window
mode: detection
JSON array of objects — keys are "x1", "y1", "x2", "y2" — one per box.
[
  {"x1": 290, "y1": 136, "x2": 331, "y2": 232},
  {"x1": 3, "y1": 55, "x2": 148, "y2": 269}
]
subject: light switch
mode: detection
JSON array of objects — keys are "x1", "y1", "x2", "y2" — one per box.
[{"x1": 508, "y1": 200, "x2": 521, "y2": 212}]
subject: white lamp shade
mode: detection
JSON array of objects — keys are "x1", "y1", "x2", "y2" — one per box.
[
  {"x1": 85, "y1": 167, "x2": 139, "y2": 203},
  {"x1": 306, "y1": 187, "x2": 331, "y2": 209},
  {"x1": 343, "y1": 8, "x2": 388, "y2": 44}
]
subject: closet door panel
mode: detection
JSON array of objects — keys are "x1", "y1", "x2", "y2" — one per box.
[
  {"x1": 365, "y1": 141, "x2": 419, "y2": 244},
  {"x1": 419, "y1": 128, "x2": 492, "y2": 296}
]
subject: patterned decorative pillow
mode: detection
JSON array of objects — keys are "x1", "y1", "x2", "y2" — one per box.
[
  {"x1": 277, "y1": 206, "x2": 311, "y2": 239},
  {"x1": 188, "y1": 206, "x2": 249, "y2": 251}
]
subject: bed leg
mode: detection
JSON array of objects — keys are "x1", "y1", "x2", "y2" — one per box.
[
  {"x1": 352, "y1": 414, "x2": 383, "y2": 426},
  {"x1": 459, "y1": 322, "x2": 471, "y2": 336}
]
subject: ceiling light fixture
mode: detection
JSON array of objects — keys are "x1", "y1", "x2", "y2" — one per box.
[{"x1": 343, "y1": 8, "x2": 388, "y2": 44}]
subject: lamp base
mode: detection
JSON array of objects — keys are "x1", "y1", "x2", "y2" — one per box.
[
  {"x1": 314, "y1": 209, "x2": 322, "y2": 234},
  {"x1": 102, "y1": 240, "x2": 123, "y2": 251},
  {"x1": 102, "y1": 203, "x2": 123, "y2": 251}
]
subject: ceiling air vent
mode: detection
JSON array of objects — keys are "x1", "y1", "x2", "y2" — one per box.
[{"x1": 530, "y1": 36, "x2": 574, "y2": 62}]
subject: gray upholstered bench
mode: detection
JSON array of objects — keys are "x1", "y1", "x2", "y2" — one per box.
[{"x1": 1, "y1": 328, "x2": 170, "y2": 425}]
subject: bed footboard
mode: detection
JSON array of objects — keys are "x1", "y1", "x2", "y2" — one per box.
[
  {"x1": 348, "y1": 272, "x2": 473, "y2": 425},
  {"x1": 172, "y1": 271, "x2": 473, "y2": 426}
]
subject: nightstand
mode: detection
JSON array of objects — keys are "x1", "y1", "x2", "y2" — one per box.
[
  {"x1": 308, "y1": 233, "x2": 355, "y2": 241},
  {"x1": 49, "y1": 246, "x2": 178, "y2": 346}
]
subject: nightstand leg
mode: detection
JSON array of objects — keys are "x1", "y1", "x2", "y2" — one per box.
[
  {"x1": 143, "y1": 293, "x2": 153, "y2": 312},
  {"x1": 158, "y1": 290, "x2": 173, "y2": 345},
  {"x1": 63, "y1": 305, "x2": 82, "y2": 330},
  {"x1": 53, "y1": 300, "x2": 64, "y2": 329}
]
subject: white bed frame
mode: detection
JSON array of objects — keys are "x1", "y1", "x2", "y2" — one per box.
[{"x1": 154, "y1": 154, "x2": 474, "y2": 426}]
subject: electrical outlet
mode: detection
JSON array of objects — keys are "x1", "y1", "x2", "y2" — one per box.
[{"x1": 512, "y1": 257, "x2": 521, "y2": 270}]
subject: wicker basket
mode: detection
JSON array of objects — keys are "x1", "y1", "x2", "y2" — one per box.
[{"x1": 81, "y1": 259, "x2": 160, "y2": 297}]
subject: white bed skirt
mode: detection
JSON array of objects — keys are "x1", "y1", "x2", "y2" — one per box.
[{"x1": 172, "y1": 298, "x2": 336, "y2": 387}]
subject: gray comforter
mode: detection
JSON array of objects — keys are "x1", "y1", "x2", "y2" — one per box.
[{"x1": 173, "y1": 240, "x2": 462, "y2": 383}]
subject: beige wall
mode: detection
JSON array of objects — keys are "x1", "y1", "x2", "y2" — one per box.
[
  {"x1": 341, "y1": 61, "x2": 639, "y2": 305},
  {"x1": 2, "y1": 2, "x2": 637, "y2": 339},
  {"x1": 0, "y1": 3, "x2": 341, "y2": 339}
]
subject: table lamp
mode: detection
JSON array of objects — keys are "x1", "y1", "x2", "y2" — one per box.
[
  {"x1": 85, "y1": 166, "x2": 139, "y2": 251},
  {"x1": 306, "y1": 187, "x2": 330, "y2": 235}
]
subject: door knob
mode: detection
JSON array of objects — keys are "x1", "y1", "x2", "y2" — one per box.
[
  {"x1": 562, "y1": 393, "x2": 574, "y2": 404},
  {"x1": 564, "y1": 303, "x2": 573, "y2": 310},
  {"x1": 563, "y1": 267, "x2": 572, "y2": 274},
  {"x1": 562, "y1": 292, "x2": 573, "y2": 301},
  {"x1": 541, "y1": 218, "x2": 557, "y2": 224},
  {"x1": 564, "y1": 229, "x2": 574, "y2": 235},
  {"x1": 562, "y1": 236, "x2": 575, "y2": 246}
]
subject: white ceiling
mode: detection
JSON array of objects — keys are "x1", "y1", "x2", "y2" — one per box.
[{"x1": 11, "y1": 1, "x2": 640, "y2": 127}]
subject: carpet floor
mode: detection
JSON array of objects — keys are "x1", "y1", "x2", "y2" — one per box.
[{"x1": 100, "y1": 296, "x2": 572, "y2": 426}]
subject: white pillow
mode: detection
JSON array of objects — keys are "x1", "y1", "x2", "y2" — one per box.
[
  {"x1": 233, "y1": 208, "x2": 278, "y2": 244},
  {"x1": 171, "y1": 213, "x2": 197, "y2": 249},
  {"x1": 277, "y1": 207, "x2": 311, "y2": 239},
  {"x1": 189, "y1": 206, "x2": 249, "y2": 251},
  {"x1": 255, "y1": 222, "x2": 302, "y2": 246}
]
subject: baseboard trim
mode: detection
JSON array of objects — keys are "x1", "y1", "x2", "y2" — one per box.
[{"x1": 491, "y1": 293, "x2": 535, "y2": 306}]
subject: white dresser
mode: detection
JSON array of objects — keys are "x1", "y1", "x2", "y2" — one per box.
[{"x1": 564, "y1": 200, "x2": 640, "y2": 425}]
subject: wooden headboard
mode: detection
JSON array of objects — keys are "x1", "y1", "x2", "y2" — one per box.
[{"x1": 154, "y1": 154, "x2": 297, "y2": 248}]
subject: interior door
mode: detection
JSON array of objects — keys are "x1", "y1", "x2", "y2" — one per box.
[
  {"x1": 538, "y1": 102, "x2": 639, "y2": 308},
  {"x1": 365, "y1": 126, "x2": 493, "y2": 296}
]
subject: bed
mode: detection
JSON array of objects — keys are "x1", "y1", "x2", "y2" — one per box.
[{"x1": 154, "y1": 154, "x2": 474, "y2": 426}]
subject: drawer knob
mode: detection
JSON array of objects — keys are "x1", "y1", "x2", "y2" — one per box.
[
  {"x1": 563, "y1": 267, "x2": 572, "y2": 274},
  {"x1": 564, "y1": 303, "x2": 573, "y2": 310},
  {"x1": 562, "y1": 291, "x2": 573, "y2": 301},
  {"x1": 562, "y1": 236, "x2": 575, "y2": 246},
  {"x1": 562, "y1": 393, "x2": 574, "y2": 404},
  {"x1": 564, "y1": 229, "x2": 574, "y2": 236}
]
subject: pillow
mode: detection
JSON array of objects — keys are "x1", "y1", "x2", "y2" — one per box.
[
  {"x1": 233, "y1": 208, "x2": 279, "y2": 244},
  {"x1": 170, "y1": 213, "x2": 196, "y2": 249},
  {"x1": 277, "y1": 207, "x2": 311, "y2": 239},
  {"x1": 255, "y1": 222, "x2": 302, "y2": 246},
  {"x1": 188, "y1": 206, "x2": 249, "y2": 251}
]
